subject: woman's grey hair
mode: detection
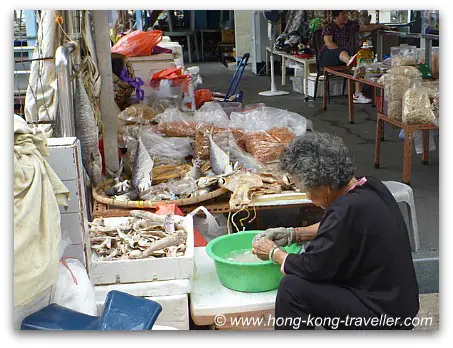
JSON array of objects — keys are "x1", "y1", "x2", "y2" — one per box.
[{"x1": 280, "y1": 132, "x2": 355, "y2": 189}]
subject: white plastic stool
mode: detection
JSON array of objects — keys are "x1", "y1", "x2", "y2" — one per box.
[{"x1": 383, "y1": 181, "x2": 420, "y2": 251}]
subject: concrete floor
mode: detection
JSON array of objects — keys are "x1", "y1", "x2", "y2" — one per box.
[{"x1": 195, "y1": 62, "x2": 439, "y2": 255}]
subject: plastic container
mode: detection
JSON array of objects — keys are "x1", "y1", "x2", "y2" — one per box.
[
  {"x1": 357, "y1": 42, "x2": 374, "y2": 65},
  {"x1": 242, "y1": 103, "x2": 265, "y2": 112},
  {"x1": 206, "y1": 231, "x2": 302, "y2": 293},
  {"x1": 219, "y1": 102, "x2": 242, "y2": 117},
  {"x1": 290, "y1": 76, "x2": 304, "y2": 94},
  {"x1": 390, "y1": 45, "x2": 417, "y2": 67}
]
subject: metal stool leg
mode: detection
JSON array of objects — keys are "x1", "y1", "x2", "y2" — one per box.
[{"x1": 405, "y1": 199, "x2": 420, "y2": 252}]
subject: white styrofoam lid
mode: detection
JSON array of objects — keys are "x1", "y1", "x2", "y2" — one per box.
[{"x1": 47, "y1": 137, "x2": 77, "y2": 146}]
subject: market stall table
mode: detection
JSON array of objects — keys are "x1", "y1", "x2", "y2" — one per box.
[
  {"x1": 265, "y1": 47, "x2": 317, "y2": 95},
  {"x1": 323, "y1": 67, "x2": 384, "y2": 124},
  {"x1": 92, "y1": 192, "x2": 318, "y2": 230},
  {"x1": 190, "y1": 246, "x2": 277, "y2": 330},
  {"x1": 374, "y1": 113, "x2": 439, "y2": 186}
]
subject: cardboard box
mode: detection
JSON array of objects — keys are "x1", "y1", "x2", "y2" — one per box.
[{"x1": 221, "y1": 29, "x2": 235, "y2": 44}]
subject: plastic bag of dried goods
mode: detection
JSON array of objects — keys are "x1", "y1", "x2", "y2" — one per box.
[
  {"x1": 155, "y1": 107, "x2": 198, "y2": 137},
  {"x1": 245, "y1": 127, "x2": 296, "y2": 163},
  {"x1": 402, "y1": 78, "x2": 436, "y2": 125}
]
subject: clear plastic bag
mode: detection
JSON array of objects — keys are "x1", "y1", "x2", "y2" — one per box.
[
  {"x1": 167, "y1": 177, "x2": 198, "y2": 197},
  {"x1": 413, "y1": 130, "x2": 436, "y2": 155},
  {"x1": 245, "y1": 127, "x2": 296, "y2": 163},
  {"x1": 156, "y1": 108, "x2": 198, "y2": 137},
  {"x1": 117, "y1": 103, "x2": 158, "y2": 125},
  {"x1": 188, "y1": 206, "x2": 225, "y2": 241},
  {"x1": 125, "y1": 129, "x2": 192, "y2": 167},
  {"x1": 384, "y1": 74, "x2": 413, "y2": 102},
  {"x1": 391, "y1": 46, "x2": 417, "y2": 67},
  {"x1": 194, "y1": 101, "x2": 230, "y2": 128},
  {"x1": 353, "y1": 64, "x2": 367, "y2": 79},
  {"x1": 53, "y1": 259, "x2": 97, "y2": 316},
  {"x1": 386, "y1": 100, "x2": 403, "y2": 121},
  {"x1": 141, "y1": 128, "x2": 192, "y2": 159},
  {"x1": 194, "y1": 125, "x2": 245, "y2": 160},
  {"x1": 389, "y1": 66, "x2": 421, "y2": 78},
  {"x1": 402, "y1": 79, "x2": 436, "y2": 125},
  {"x1": 229, "y1": 107, "x2": 307, "y2": 136},
  {"x1": 213, "y1": 130, "x2": 264, "y2": 172}
]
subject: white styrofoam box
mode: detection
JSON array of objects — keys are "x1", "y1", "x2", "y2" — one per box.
[
  {"x1": 153, "y1": 322, "x2": 186, "y2": 330},
  {"x1": 63, "y1": 244, "x2": 86, "y2": 267},
  {"x1": 128, "y1": 54, "x2": 176, "y2": 83},
  {"x1": 59, "y1": 180, "x2": 81, "y2": 214},
  {"x1": 294, "y1": 67, "x2": 304, "y2": 77},
  {"x1": 190, "y1": 247, "x2": 277, "y2": 322},
  {"x1": 307, "y1": 76, "x2": 346, "y2": 98},
  {"x1": 60, "y1": 212, "x2": 85, "y2": 244},
  {"x1": 147, "y1": 294, "x2": 188, "y2": 325},
  {"x1": 46, "y1": 137, "x2": 79, "y2": 181},
  {"x1": 94, "y1": 279, "x2": 191, "y2": 302},
  {"x1": 95, "y1": 294, "x2": 189, "y2": 330},
  {"x1": 158, "y1": 42, "x2": 184, "y2": 67},
  {"x1": 89, "y1": 215, "x2": 194, "y2": 285},
  {"x1": 290, "y1": 76, "x2": 304, "y2": 94}
]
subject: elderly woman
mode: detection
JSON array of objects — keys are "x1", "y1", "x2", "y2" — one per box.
[{"x1": 252, "y1": 132, "x2": 419, "y2": 330}]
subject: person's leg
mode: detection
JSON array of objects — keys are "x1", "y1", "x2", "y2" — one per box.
[
  {"x1": 339, "y1": 51, "x2": 351, "y2": 64},
  {"x1": 354, "y1": 82, "x2": 372, "y2": 103},
  {"x1": 355, "y1": 81, "x2": 362, "y2": 95},
  {"x1": 275, "y1": 274, "x2": 377, "y2": 330}
]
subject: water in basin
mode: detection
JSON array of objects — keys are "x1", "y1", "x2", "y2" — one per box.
[{"x1": 223, "y1": 249, "x2": 265, "y2": 263}]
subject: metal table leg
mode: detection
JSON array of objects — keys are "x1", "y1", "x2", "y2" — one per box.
[
  {"x1": 194, "y1": 33, "x2": 200, "y2": 62},
  {"x1": 201, "y1": 31, "x2": 204, "y2": 61},
  {"x1": 187, "y1": 35, "x2": 192, "y2": 63},
  {"x1": 282, "y1": 56, "x2": 286, "y2": 86}
]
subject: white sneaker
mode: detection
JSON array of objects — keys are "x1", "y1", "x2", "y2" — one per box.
[{"x1": 353, "y1": 93, "x2": 372, "y2": 104}]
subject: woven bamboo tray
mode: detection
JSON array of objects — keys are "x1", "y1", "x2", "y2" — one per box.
[{"x1": 92, "y1": 179, "x2": 229, "y2": 209}]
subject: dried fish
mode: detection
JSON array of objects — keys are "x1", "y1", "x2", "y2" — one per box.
[
  {"x1": 105, "y1": 180, "x2": 132, "y2": 197},
  {"x1": 208, "y1": 133, "x2": 233, "y2": 175},
  {"x1": 130, "y1": 210, "x2": 167, "y2": 224},
  {"x1": 140, "y1": 231, "x2": 167, "y2": 238},
  {"x1": 188, "y1": 188, "x2": 212, "y2": 198},
  {"x1": 186, "y1": 158, "x2": 203, "y2": 180},
  {"x1": 196, "y1": 176, "x2": 219, "y2": 189},
  {"x1": 128, "y1": 230, "x2": 187, "y2": 259},
  {"x1": 74, "y1": 77, "x2": 103, "y2": 186},
  {"x1": 118, "y1": 230, "x2": 136, "y2": 248},
  {"x1": 106, "y1": 248, "x2": 120, "y2": 261},
  {"x1": 167, "y1": 246, "x2": 178, "y2": 258},
  {"x1": 132, "y1": 137, "x2": 154, "y2": 192}
]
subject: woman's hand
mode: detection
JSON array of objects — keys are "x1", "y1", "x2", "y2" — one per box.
[{"x1": 252, "y1": 238, "x2": 277, "y2": 261}]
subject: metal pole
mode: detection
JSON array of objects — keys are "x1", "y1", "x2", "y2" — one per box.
[
  {"x1": 55, "y1": 42, "x2": 76, "y2": 137},
  {"x1": 92, "y1": 10, "x2": 119, "y2": 176}
]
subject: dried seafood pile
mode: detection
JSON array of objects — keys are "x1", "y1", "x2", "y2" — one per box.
[
  {"x1": 244, "y1": 128, "x2": 295, "y2": 163},
  {"x1": 89, "y1": 211, "x2": 187, "y2": 261},
  {"x1": 106, "y1": 100, "x2": 304, "y2": 204}
]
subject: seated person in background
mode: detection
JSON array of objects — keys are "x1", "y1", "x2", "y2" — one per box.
[{"x1": 318, "y1": 10, "x2": 389, "y2": 104}]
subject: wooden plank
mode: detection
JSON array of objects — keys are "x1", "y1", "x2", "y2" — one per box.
[{"x1": 92, "y1": 11, "x2": 120, "y2": 176}]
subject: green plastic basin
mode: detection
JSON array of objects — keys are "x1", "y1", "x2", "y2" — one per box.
[{"x1": 206, "y1": 230, "x2": 302, "y2": 293}]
